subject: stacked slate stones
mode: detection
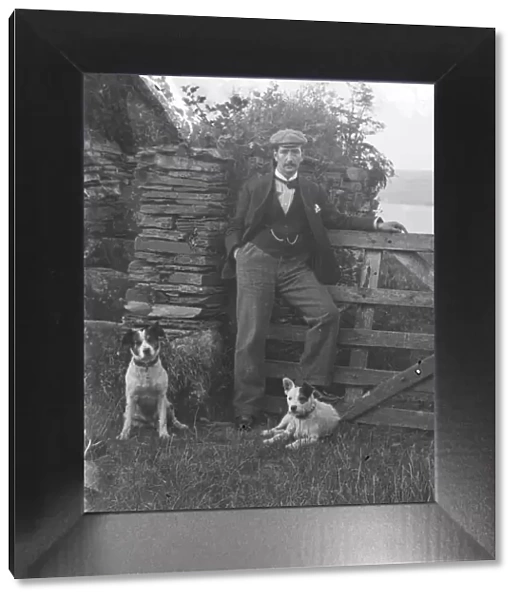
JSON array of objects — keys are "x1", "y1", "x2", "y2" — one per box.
[
  {"x1": 84, "y1": 138, "x2": 138, "y2": 238},
  {"x1": 298, "y1": 160, "x2": 379, "y2": 217},
  {"x1": 84, "y1": 137, "x2": 138, "y2": 321},
  {"x1": 123, "y1": 144, "x2": 233, "y2": 337},
  {"x1": 329, "y1": 166, "x2": 380, "y2": 217}
]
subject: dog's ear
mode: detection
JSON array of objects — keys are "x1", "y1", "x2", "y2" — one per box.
[
  {"x1": 301, "y1": 382, "x2": 314, "y2": 399},
  {"x1": 149, "y1": 321, "x2": 166, "y2": 338},
  {"x1": 118, "y1": 329, "x2": 135, "y2": 356},
  {"x1": 282, "y1": 377, "x2": 295, "y2": 394},
  {"x1": 121, "y1": 329, "x2": 135, "y2": 347}
]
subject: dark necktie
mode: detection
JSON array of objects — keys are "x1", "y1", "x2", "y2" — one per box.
[{"x1": 275, "y1": 176, "x2": 298, "y2": 190}]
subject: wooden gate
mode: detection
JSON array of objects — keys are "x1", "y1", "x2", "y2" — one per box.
[{"x1": 263, "y1": 230, "x2": 435, "y2": 430}]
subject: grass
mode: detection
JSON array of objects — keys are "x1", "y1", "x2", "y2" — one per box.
[
  {"x1": 86, "y1": 423, "x2": 433, "y2": 512},
  {"x1": 85, "y1": 375, "x2": 434, "y2": 513},
  {"x1": 84, "y1": 319, "x2": 434, "y2": 513}
]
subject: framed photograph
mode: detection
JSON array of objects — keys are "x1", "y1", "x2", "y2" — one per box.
[{"x1": 10, "y1": 9, "x2": 495, "y2": 578}]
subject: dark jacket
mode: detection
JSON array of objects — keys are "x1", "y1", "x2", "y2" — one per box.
[{"x1": 222, "y1": 172, "x2": 378, "y2": 285}]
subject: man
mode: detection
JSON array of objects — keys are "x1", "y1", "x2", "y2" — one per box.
[{"x1": 222, "y1": 129, "x2": 407, "y2": 431}]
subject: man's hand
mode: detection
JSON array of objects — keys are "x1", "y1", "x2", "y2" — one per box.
[{"x1": 377, "y1": 221, "x2": 408, "y2": 234}]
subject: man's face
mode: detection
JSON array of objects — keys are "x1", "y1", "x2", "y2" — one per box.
[{"x1": 274, "y1": 145, "x2": 303, "y2": 178}]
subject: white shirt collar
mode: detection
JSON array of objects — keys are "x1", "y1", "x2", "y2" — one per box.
[{"x1": 275, "y1": 168, "x2": 298, "y2": 183}]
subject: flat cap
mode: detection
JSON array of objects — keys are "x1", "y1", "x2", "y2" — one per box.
[{"x1": 269, "y1": 129, "x2": 307, "y2": 146}]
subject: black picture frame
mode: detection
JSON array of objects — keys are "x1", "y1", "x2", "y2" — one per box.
[{"x1": 10, "y1": 9, "x2": 495, "y2": 579}]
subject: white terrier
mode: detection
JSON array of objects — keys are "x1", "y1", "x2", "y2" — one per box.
[{"x1": 261, "y1": 378, "x2": 340, "y2": 449}]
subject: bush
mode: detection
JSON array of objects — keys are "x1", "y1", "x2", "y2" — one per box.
[{"x1": 172, "y1": 80, "x2": 395, "y2": 193}]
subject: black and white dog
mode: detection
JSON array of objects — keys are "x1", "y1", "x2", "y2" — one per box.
[
  {"x1": 261, "y1": 378, "x2": 340, "y2": 449},
  {"x1": 117, "y1": 321, "x2": 188, "y2": 440}
]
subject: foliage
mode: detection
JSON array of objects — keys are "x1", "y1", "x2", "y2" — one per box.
[
  {"x1": 84, "y1": 74, "x2": 136, "y2": 152},
  {"x1": 178, "y1": 81, "x2": 395, "y2": 192},
  {"x1": 84, "y1": 74, "x2": 181, "y2": 153},
  {"x1": 144, "y1": 75, "x2": 196, "y2": 139}
]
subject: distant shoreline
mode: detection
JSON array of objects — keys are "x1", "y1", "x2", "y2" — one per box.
[
  {"x1": 377, "y1": 199, "x2": 434, "y2": 235},
  {"x1": 378, "y1": 169, "x2": 433, "y2": 206},
  {"x1": 379, "y1": 197, "x2": 433, "y2": 206}
]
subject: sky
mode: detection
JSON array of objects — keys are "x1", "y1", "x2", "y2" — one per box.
[{"x1": 164, "y1": 76, "x2": 434, "y2": 172}]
